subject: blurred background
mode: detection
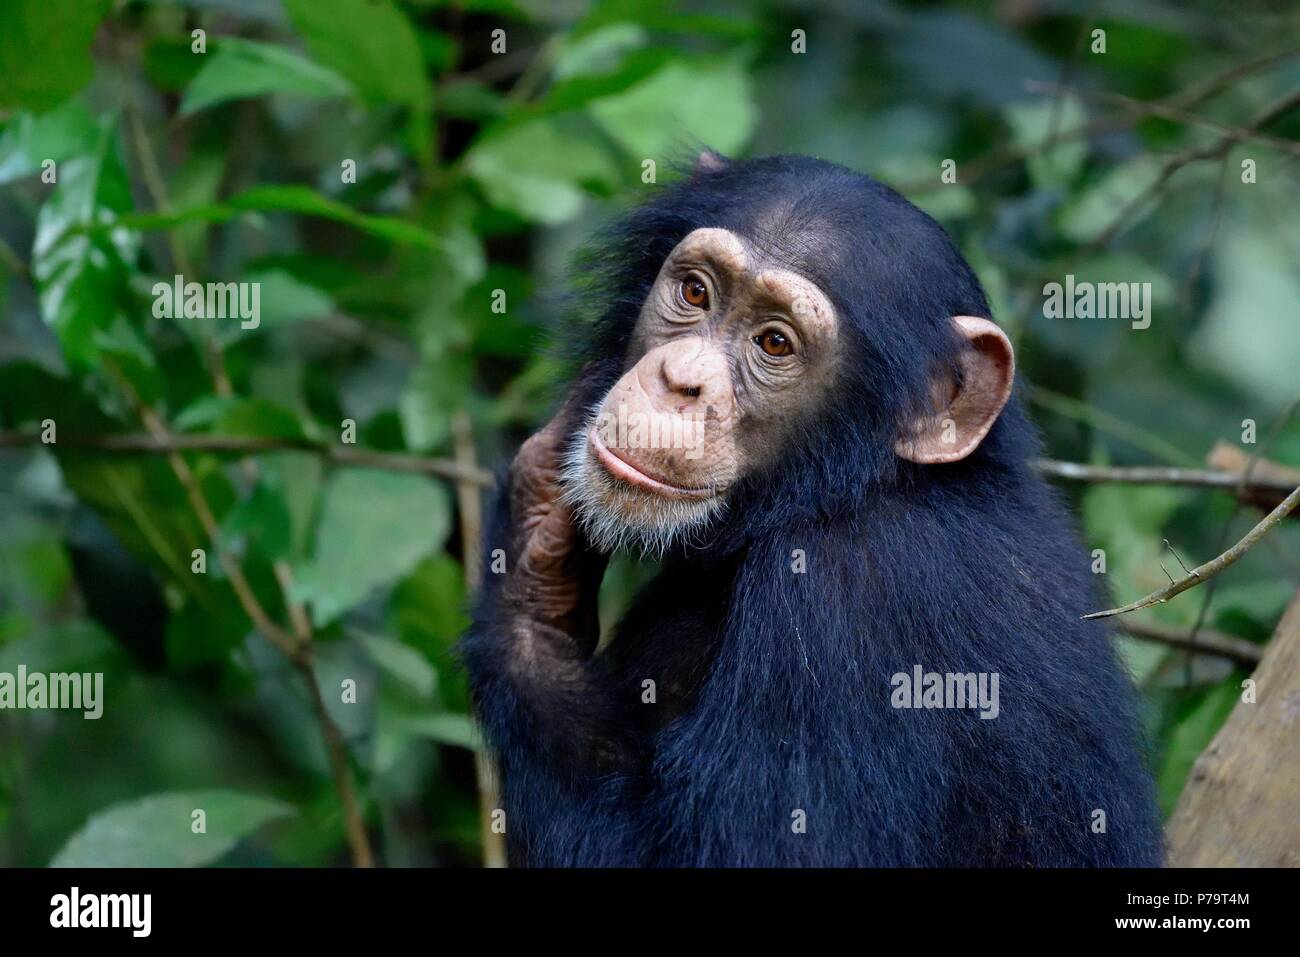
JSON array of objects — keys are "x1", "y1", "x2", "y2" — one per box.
[{"x1": 0, "y1": 0, "x2": 1297, "y2": 867}]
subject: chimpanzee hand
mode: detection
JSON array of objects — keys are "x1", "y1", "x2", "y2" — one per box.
[{"x1": 503, "y1": 414, "x2": 606, "y2": 651}]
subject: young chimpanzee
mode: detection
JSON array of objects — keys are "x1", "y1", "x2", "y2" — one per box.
[{"x1": 462, "y1": 153, "x2": 1163, "y2": 867}]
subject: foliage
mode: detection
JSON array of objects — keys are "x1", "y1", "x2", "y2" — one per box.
[{"x1": 1, "y1": 0, "x2": 1297, "y2": 865}]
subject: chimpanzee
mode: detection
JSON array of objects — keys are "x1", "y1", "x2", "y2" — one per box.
[{"x1": 461, "y1": 152, "x2": 1163, "y2": 867}]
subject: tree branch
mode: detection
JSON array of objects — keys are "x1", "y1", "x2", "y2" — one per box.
[
  {"x1": 452, "y1": 412, "x2": 507, "y2": 868},
  {"x1": 895, "y1": 47, "x2": 1300, "y2": 195},
  {"x1": 92, "y1": 378, "x2": 375, "y2": 867},
  {"x1": 1024, "y1": 80, "x2": 1300, "y2": 157},
  {"x1": 1085, "y1": 88, "x2": 1300, "y2": 250},
  {"x1": 1167, "y1": 588, "x2": 1300, "y2": 866},
  {"x1": 295, "y1": 656, "x2": 375, "y2": 868},
  {"x1": 0, "y1": 430, "x2": 493, "y2": 486},
  {"x1": 13, "y1": 429, "x2": 1299, "y2": 509},
  {"x1": 1083, "y1": 484, "x2": 1300, "y2": 620},
  {"x1": 1115, "y1": 620, "x2": 1263, "y2": 667},
  {"x1": 1034, "y1": 458, "x2": 1298, "y2": 510}
]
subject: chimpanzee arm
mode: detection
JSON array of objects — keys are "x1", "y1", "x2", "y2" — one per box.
[{"x1": 460, "y1": 420, "x2": 648, "y2": 862}]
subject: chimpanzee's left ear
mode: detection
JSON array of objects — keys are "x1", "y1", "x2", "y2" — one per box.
[{"x1": 894, "y1": 315, "x2": 1015, "y2": 464}]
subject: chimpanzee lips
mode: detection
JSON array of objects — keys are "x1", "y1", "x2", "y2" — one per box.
[{"x1": 587, "y1": 426, "x2": 715, "y2": 500}]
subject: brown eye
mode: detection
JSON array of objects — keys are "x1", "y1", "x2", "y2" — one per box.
[
  {"x1": 754, "y1": 330, "x2": 793, "y2": 357},
  {"x1": 680, "y1": 275, "x2": 709, "y2": 309}
]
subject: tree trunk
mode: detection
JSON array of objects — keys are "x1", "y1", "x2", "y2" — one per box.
[{"x1": 1166, "y1": 587, "x2": 1300, "y2": 866}]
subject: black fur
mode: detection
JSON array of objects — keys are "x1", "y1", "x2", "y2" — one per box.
[{"x1": 461, "y1": 155, "x2": 1163, "y2": 866}]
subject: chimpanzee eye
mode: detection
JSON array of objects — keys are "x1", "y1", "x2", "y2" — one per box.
[
  {"x1": 680, "y1": 275, "x2": 709, "y2": 309},
  {"x1": 754, "y1": 330, "x2": 793, "y2": 357}
]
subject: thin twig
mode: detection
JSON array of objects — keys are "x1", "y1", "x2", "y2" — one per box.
[
  {"x1": 1086, "y1": 88, "x2": 1300, "y2": 250},
  {"x1": 1164, "y1": 47, "x2": 1300, "y2": 110},
  {"x1": 0, "y1": 430, "x2": 494, "y2": 486},
  {"x1": 107, "y1": 378, "x2": 301, "y2": 659},
  {"x1": 1045, "y1": 4, "x2": 1096, "y2": 148},
  {"x1": 1116, "y1": 620, "x2": 1263, "y2": 667},
  {"x1": 1025, "y1": 80, "x2": 1300, "y2": 157},
  {"x1": 453, "y1": 413, "x2": 486, "y2": 590},
  {"x1": 296, "y1": 656, "x2": 375, "y2": 868},
  {"x1": 1034, "y1": 458, "x2": 1297, "y2": 506},
  {"x1": 452, "y1": 411, "x2": 507, "y2": 869},
  {"x1": 1183, "y1": 403, "x2": 1300, "y2": 676},
  {"x1": 127, "y1": 97, "x2": 373, "y2": 864},
  {"x1": 895, "y1": 48, "x2": 1300, "y2": 194},
  {"x1": 126, "y1": 101, "x2": 232, "y2": 396},
  {"x1": 17, "y1": 429, "x2": 1300, "y2": 505},
  {"x1": 1083, "y1": 484, "x2": 1300, "y2": 620},
  {"x1": 98, "y1": 379, "x2": 375, "y2": 867},
  {"x1": 1179, "y1": 152, "x2": 1231, "y2": 318}
]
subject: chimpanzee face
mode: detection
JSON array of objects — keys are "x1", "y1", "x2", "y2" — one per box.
[
  {"x1": 562, "y1": 226, "x2": 842, "y2": 554},
  {"x1": 563, "y1": 223, "x2": 1015, "y2": 556}
]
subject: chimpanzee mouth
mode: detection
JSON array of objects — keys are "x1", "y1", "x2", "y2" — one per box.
[{"x1": 587, "y1": 426, "x2": 716, "y2": 500}]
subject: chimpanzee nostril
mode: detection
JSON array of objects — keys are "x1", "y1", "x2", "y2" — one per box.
[{"x1": 653, "y1": 337, "x2": 727, "y2": 406}]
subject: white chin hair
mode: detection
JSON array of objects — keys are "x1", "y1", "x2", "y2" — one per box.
[{"x1": 560, "y1": 433, "x2": 725, "y2": 558}]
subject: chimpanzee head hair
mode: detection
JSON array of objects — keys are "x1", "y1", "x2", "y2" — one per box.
[{"x1": 560, "y1": 152, "x2": 1038, "y2": 552}]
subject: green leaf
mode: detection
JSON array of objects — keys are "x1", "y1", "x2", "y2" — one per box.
[
  {"x1": 107, "y1": 184, "x2": 445, "y2": 250},
  {"x1": 284, "y1": 0, "x2": 430, "y2": 112},
  {"x1": 540, "y1": 47, "x2": 674, "y2": 114},
  {"x1": 180, "y1": 38, "x2": 354, "y2": 116},
  {"x1": 553, "y1": 23, "x2": 648, "y2": 82},
  {"x1": 164, "y1": 591, "x2": 251, "y2": 670},
  {"x1": 261, "y1": 452, "x2": 323, "y2": 560},
  {"x1": 222, "y1": 481, "x2": 294, "y2": 562},
  {"x1": 296, "y1": 469, "x2": 452, "y2": 626},
  {"x1": 94, "y1": 316, "x2": 162, "y2": 405},
  {"x1": 1004, "y1": 95, "x2": 1088, "y2": 188},
  {"x1": 1212, "y1": 581, "x2": 1295, "y2": 638},
  {"x1": 587, "y1": 56, "x2": 757, "y2": 160},
  {"x1": 1083, "y1": 481, "x2": 1194, "y2": 683},
  {"x1": 242, "y1": 268, "x2": 335, "y2": 328},
  {"x1": 57, "y1": 456, "x2": 221, "y2": 589},
  {"x1": 388, "y1": 554, "x2": 470, "y2": 665},
  {"x1": 173, "y1": 396, "x2": 309, "y2": 440},
  {"x1": 466, "y1": 116, "x2": 619, "y2": 223},
  {"x1": 467, "y1": 264, "x2": 539, "y2": 358},
  {"x1": 1191, "y1": 226, "x2": 1300, "y2": 407},
  {"x1": 1059, "y1": 155, "x2": 1165, "y2": 243},
  {"x1": 399, "y1": 713, "x2": 483, "y2": 751},
  {"x1": 51, "y1": 790, "x2": 294, "y2": 867},
  {"x1": 166, "y1": 153, "x2": 225, "y2": 282},
  {"x1": 230, "y1": 185, "x2": 442, "y2": 247},
  {"x1": 1156, "y1": 680, "x2": 1241, "y2": 816},
  {"x1": 192, "y1": 267, "x2": 337, "y2": 347},
  {"x1": 0, "y1": 620, "x2": 116, "y2": 675},
  {"x1": 399, "y1": 351, "x2": 473, "y2": 451},
  {"x1": 356, "y1": 630, "x2": 437, "y2": 698},
  {"x1": 0, "y1": 98, "x2": 98, "y2": 185},
  {"x1": 438, "y1": 81, "x2": 508, "y2": 122},
  {"x1": 31, "y1": 123, "x2": 138, "y2": 368},
  {"x1": 0, "y1": 0, "x2": 111, "y2": 112},
  {"x1": 0, "y1": 361, "x2": 109, "y2": 431}
]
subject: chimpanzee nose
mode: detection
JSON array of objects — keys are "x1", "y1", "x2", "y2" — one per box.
[{"x1": 657, "y1": 337, "x2": 724, "y2": 406}]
